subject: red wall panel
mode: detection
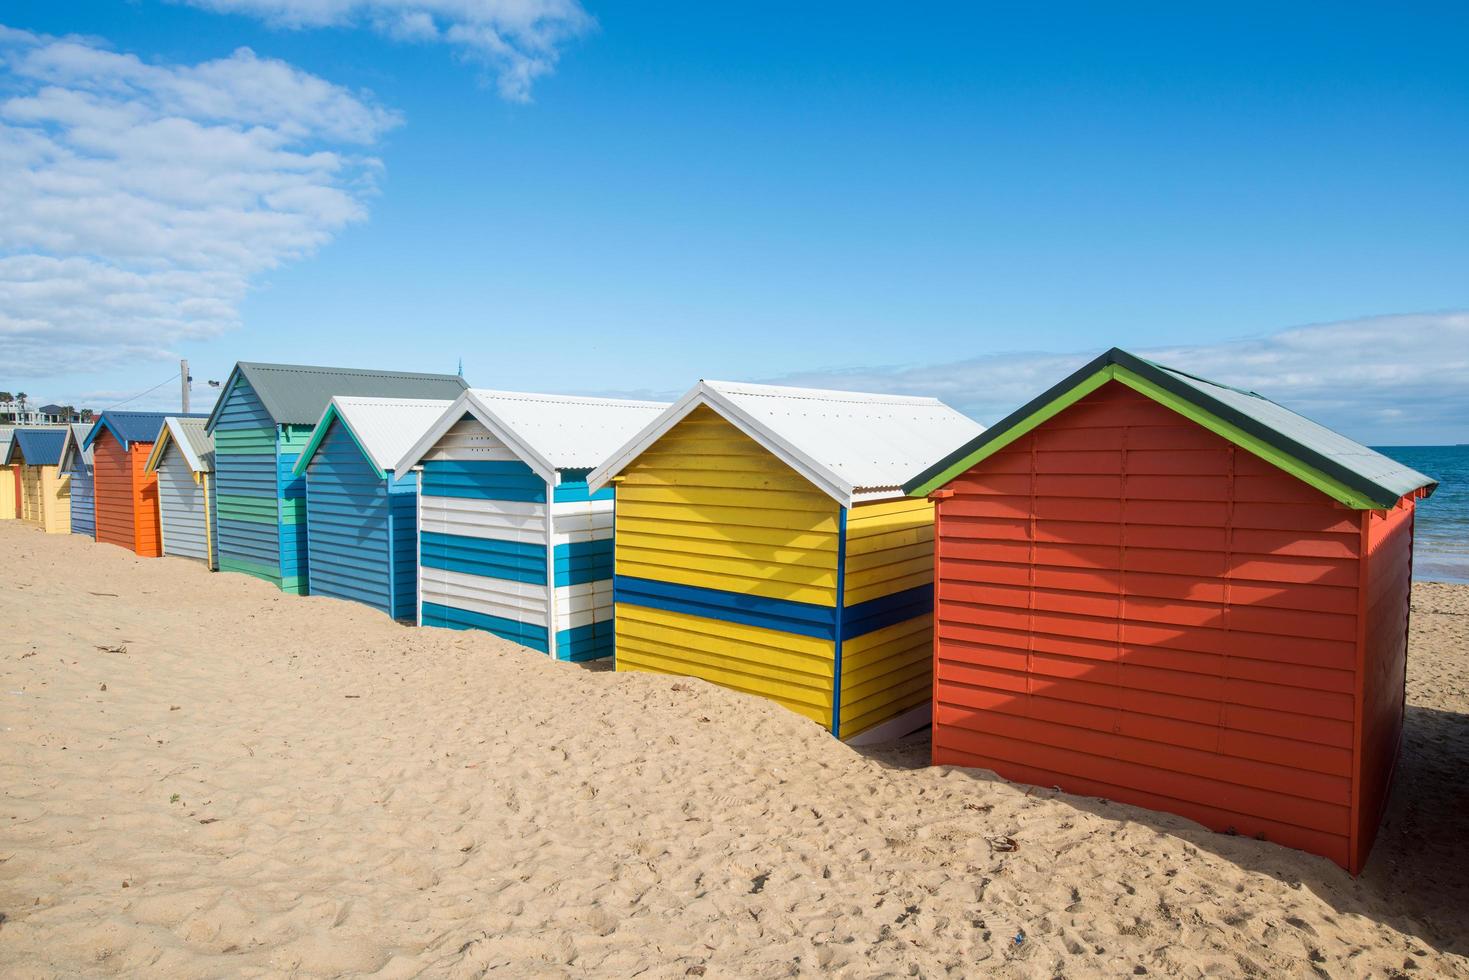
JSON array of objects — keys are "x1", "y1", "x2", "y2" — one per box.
[
  {"x1": 92, "y1": 430, "x2": 135, "y2": 551},
  {"x1": 933, "y1": 381, "x2": 1377, "y2": 870},
  {"x1": 89, "y1": 432, "x2": 162, "y2": 556},
  {"x1": 1352, "y1": 500, "x2": 1414, "y2": 870}
]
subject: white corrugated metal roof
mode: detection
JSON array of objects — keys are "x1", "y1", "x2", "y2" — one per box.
[
  {"x1": 589, "y1": 380, "x2": 985, "y2": 505},
  {"x1": 314, "y1": 397, "x2": 456, "y2": 474},
  {"x1": 395, "y1": 389, "x2": 671, "y2": 479}
]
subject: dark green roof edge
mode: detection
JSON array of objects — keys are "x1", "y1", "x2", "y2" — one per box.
[{"x1": 904, "y1": 347, "x2": 1439, "y2": 508}]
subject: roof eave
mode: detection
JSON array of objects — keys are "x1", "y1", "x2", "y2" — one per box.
[
  {"x1": 293, "y1": 401, "x2": 389, "y2": 481},
  {"x1": 586, "y1": 381, "x2": 858, "y2": 506}
]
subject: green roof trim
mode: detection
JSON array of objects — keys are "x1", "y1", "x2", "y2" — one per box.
[
  {"x1": 292, "y1": 405, "x2": 387, "y2": 481},
  {"x1": 904, "y1": 347, "x2": 1438, "y2": 509}
]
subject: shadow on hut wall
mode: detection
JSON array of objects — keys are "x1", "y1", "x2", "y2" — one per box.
[{"x1": 846, "y1": 699, "x2": 1469, "y2": 960}]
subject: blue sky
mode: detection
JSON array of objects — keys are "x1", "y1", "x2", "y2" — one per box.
[{"x1": 2, "y1": 2, "x2": 1466, "y2": 442}]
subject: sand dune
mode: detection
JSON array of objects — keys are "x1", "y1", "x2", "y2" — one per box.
[{"x1": 2, "y1": 521, "x2": 1467, "y2": 977}]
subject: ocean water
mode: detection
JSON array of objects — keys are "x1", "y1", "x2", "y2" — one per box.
[{"x1": 1373, "y1": 445, "x2": 1469, "y2": 583}]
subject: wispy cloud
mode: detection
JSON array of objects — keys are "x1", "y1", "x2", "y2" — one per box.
[
  {"x1": 768, "y1": 312, "x2": 1469, "y2": 445},
  {"x1": 0, "y1": 25, "x2": 400, "y2": 377},
  {"x1": 177, "y1": 0, "x2": 594, "y2": 101}
]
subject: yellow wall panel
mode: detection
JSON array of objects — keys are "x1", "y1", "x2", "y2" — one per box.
[
  {"x1": 842, "y1": 497, "x2": 935, "y2": 605},
  {"x1": 19, "y1": 466, "x2": 71, "y2": 533},
  {"x1": 838, "y1": 613, "x2": 933, "y2": 739},
  {"x1": 616, "y1": 405, "x2": 841, "y2": 606},
  {"x1": 0, "y1": 464, "x2": 15, "y2": 520},
  {"x1": 615, "y1": 603, "x2": 835, "y2": 726}
]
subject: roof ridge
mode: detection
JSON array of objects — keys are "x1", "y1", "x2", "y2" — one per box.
[{"x1": 705, "y1": 379, "x2": 944, "y2": 405}]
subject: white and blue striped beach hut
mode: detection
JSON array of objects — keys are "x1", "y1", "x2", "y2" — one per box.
[{"x1": 396, "y1": 390, "x2": 668, "y2": 661}]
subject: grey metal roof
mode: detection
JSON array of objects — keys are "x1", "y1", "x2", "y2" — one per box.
[
  {"x1": 1143, "y1": 356, "x2": 1437, "y2": 504},
  {"x1": 207, "y1": 361, "x2": 469, "y2": 429},
  {"x1": 905, "y1": 347, "x2": 1437, "y2": 508}
]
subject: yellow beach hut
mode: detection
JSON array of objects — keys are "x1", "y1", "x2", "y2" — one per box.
[
  {"x1": 5, "y1": 428, "x2": 73, "y2": 533},
  {"x1": 588, "y1": 381, "x2": 983, "y2": 742}
]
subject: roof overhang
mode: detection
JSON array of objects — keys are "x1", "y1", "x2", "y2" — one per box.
[
  {"x1": 292, "y1": 400, "x2": 388, "y2": 481},
  {"x1": 904, "y1": 348, "x2": 1435, "y2": 509},
  {"x1": 204, "y1": 364, "x2": 247, "y2": 434},
  {"x1": 144, "y1": 418, "x2": 206, "y2": 475},
  {"x1": 586, "y1": 381, "x2": 858, "y2": 506},
  {"x1": 394, "y1": 390, "x2": 557, "y2": 482},
  {"x1": 82, "y1": 414, "x2": 152, "y2": 453}
]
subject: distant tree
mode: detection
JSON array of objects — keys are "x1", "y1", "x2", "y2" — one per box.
[
  {"x1": 15, "y1": 392, "x2": 27, "y2": 412},
  {"x1": 57, "y1": 404, "x2": 76, "y2": 421},
  {"x1": 0, "y1": 392, "x2": 12, "y2": 404},
  {"x1": 80, "y1": 408, "x2": 94, "y2": 421}
]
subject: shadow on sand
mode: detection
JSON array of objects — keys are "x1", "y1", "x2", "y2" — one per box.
[{"x1": 852, "y1": 702, "x2": 1469, "y2": 959}]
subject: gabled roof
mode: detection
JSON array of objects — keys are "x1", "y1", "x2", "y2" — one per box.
[
  {"x1": 396, "y1": 389, "x2": 671, "y2": 482},
  {"x1": 205, "y1": 361, "x2": 469, "y2": 431},
  {"x1": 83, "y1": 410, "x2": 205, "y2": 451},
  {"x1": 58, "y1": 423, "x2": 95, "y2": 472},
  {"x1": 588, "y1": 380, "x2": 985, "y2": 506},
  {"x1": 294, "y1": 397, "x2": 455, "y2": 480},
  {"x1": 905, "y1": 347, "x2": 1439, "y2": 509},
  {"x1": 144, "y1": 417, "x2": 216, "y2": 475},
  {"x1": 4, "y1": 428, "x2": 67, "y2": 466}
]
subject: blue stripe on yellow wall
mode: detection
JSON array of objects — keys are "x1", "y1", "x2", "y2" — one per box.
[
  {"x1": 613, "y1": 575, "x2": 933, "y2": 643},
  {"x1": 614, "y1": 575, "x2": 839, "y2": 640}
]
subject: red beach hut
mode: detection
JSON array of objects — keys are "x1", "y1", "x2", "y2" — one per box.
[{"x1": 905, "y1": 348, "x2": 1437, "y2": 873}]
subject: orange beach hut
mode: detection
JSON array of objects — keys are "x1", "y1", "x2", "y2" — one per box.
[{"x1": 905, "y1": 348, "x2": 1438, "y2": 873}]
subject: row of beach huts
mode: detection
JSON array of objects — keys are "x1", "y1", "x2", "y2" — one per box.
[{"x1": 2, "y1": 351, "x2": 1437, "y2": 873}]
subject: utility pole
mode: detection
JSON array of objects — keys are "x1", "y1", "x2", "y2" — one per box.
[{"x1": 181, "y1": 359, "x2": 190, "y2": 413}]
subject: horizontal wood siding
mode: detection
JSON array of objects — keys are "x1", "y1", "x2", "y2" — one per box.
[
  {"x1": 18, "y1": 461, "x2": 70, "y2": 533},
  {"x1": 548, "y1": 474, "x2": 617, "y2": 661},
  {"x1": 838, "y1": 497, "x2": 937, "y2": 738},
  {"x1": 1, "y1": 464, "x2": 15, "y2": 520},
  {"x1": 67, "y1": 458, "x2": 95, "y2": 536},
  {"x1": 130, "y1": 445, "x2": 163, "y2": 557},
  {"x1": 304, "y1": 419, "x2": 394, "y2": 617},
  {"x1": 213, "y1": 374, "x2": 282, "y2": 586},
  {"x1": 615, "y1": 405, "x2": 841, "y2": 605},
  {"x1": 418, "y1": 417, "x2": 552, "y2": 651},
  {"x1": 157, "y1": 445, "x2": 210, "y2": 562},
  {"x1": 614, "y1": 406, "x2": 841, "y2": 727},
  {"x1": 933, "y1": 381, "x2": 1362, "y2": 868},
  {"x1": 1352, "y1": 499, "x2": 1414, "y2": 872},
  {"x1": 388, "y1": 475, "x2": 418, "y2": 621},
  {"x1": 277, "y1": 424, "x2": 311, "y2": 594},
  {"x1": 92, "y1": 430, "x2": 136, "y2": 552}
]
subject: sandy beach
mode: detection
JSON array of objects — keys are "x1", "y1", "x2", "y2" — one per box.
[{"x1": 1, "y1": 520, "x2": 1466, "y2": 978}]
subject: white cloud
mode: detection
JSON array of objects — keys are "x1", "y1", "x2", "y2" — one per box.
[
  {"x1": 0, "y1": 26, "x2": 400, "y2": 376},
  {"x1": 768, "y1": 312, "x2": 1469, "y2": 445},
  {"x1": 178, "y1": 0, "x2": 593, "y2": 101}
]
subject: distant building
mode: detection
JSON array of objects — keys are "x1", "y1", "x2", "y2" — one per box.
[{"x1": 0, "y1": 403, "x2": 92, "y2": 424}]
